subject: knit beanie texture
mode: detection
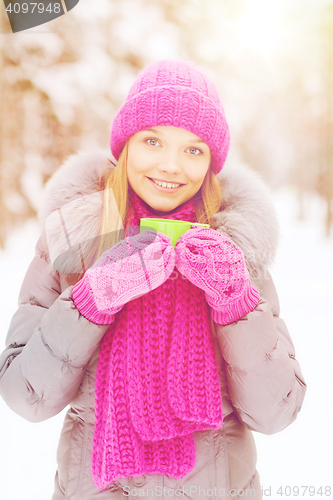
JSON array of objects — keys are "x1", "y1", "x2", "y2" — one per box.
[{"x1": 110, "y1": 60, "x2": 230, "y2": 174}]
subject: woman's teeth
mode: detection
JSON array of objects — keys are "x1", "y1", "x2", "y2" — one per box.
[{"x1": 151, "y1": 179, "x2": 181, "y2": 189}]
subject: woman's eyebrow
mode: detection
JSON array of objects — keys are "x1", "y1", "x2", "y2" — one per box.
[
  {"x1": 188, "y1": 139, "x2": 207, "y2": 144},
  {"x1": 144, "y1": 128, "x2": 161, "y2": 134},
  {"x1": 142, "y1": 128, "x2": 207, "y2": 145}
]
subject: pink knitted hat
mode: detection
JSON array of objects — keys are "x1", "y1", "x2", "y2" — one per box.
[{"x1": 110, "y1": 60, "x2": 230, "y2": 174}]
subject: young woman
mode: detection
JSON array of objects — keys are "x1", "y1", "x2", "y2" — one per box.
[{"x1": 0, "y1": 60, "x2": 306, "y2": 500}]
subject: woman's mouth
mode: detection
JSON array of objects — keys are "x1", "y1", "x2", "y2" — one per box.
[{"x1": 147, "y1": 177, "x2": 184, "y2": 192}]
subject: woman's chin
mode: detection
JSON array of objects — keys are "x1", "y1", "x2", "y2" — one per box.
[
  {"x1": 142, "y1": 196, "x2": 179, "y2": 214},
  {"x1": 149, "y1": 204, "x2": 177, "y2": 215}
]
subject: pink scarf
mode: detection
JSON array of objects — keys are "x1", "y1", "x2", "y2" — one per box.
[{"x1": 92, "y1": 190, "x2": 223, "y2": 489}]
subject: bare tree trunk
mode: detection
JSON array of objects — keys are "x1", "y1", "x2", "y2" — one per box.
[
  {"x1": 322, "y1": 3, "x2": 333, "y2": 237},
  {"x1": 0, "y1": 6, "x2": 7, "y2": 248}
]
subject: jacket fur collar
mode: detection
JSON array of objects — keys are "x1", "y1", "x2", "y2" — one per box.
[{"x1": 38, "y1": 148, "x2": 279, "y2": 288}]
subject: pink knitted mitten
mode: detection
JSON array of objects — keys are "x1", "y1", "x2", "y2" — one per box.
[
  {"x1": 175, "y1": 227, "x2": 260, "y2": 325},
  {"x1": 72, "y1": 231, "x2": 175, "y2": 325}
]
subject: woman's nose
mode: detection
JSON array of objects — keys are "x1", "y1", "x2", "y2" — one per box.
[{"x1": 157, "y1": 151, "x2": 182, "y2": 174}]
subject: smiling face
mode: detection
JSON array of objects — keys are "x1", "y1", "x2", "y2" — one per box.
[{"x1": 126, "y1": 126, "x2": 211, "y2": 214}]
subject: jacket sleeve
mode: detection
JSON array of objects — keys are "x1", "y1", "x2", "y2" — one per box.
[
  {"x1": 0, "y1": 237, "x2": 109, "y2": 423},
  {"x1": 215, "y1": 272, "x2": 306, "y2": 435}
]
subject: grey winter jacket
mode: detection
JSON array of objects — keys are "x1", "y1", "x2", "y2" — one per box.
[{"x1": 0, "y1": 150, "x2": 306, "y2": 500}]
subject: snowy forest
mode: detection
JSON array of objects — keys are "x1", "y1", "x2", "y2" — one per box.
[
  {"x1": 1, "y1": 0, "x2": 333, "y2": 244},
  {"x1": 1, "y1": 1, "x2": 333, "y2": 499}
]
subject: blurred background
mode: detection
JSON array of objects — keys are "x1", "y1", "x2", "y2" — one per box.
[
  {"x1": 1, "y1": 0, "x2": 333, "y2": 239},
  {"x1": 0, "y1": 0, "x2": 333, "y2": 499}
]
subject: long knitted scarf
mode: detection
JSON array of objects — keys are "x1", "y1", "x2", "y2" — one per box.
[{"x1": 92, "y1": 190, "x2": 223, "y2": 489}]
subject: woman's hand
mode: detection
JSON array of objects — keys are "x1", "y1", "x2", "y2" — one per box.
[
  {"x1": 175, "y1": 227, "x2": 260, "y2": 325},
  {"x1": 72, "y1": 231, "x2": 175, "y2": 324}
]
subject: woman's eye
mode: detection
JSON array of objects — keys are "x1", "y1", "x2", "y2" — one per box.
[
  {"x1": 146, "y1": 138, "x2": 160, "y2": 146},
  {"x1": 186, "y1": 147, "x2": 202, "y2": 155}
]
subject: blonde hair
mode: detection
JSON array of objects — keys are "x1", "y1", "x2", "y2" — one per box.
[{"x1": 65, "y1": 142, "x2": 223, "y2": 285}]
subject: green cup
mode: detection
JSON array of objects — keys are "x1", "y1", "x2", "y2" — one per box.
[{"x1": 140, "y1": 218, "x2": 210, "y2": 247}]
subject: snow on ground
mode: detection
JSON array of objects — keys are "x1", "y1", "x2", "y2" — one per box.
[
  {"x1": 255, "y1": 188, "x2": 333, "y2": 497},
  {"x1": 0, "y1": 188, "x2": 332, "y2": 499},
  {"x1": 0, "y1": 219, "x2": 67, "y2": 500}
]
